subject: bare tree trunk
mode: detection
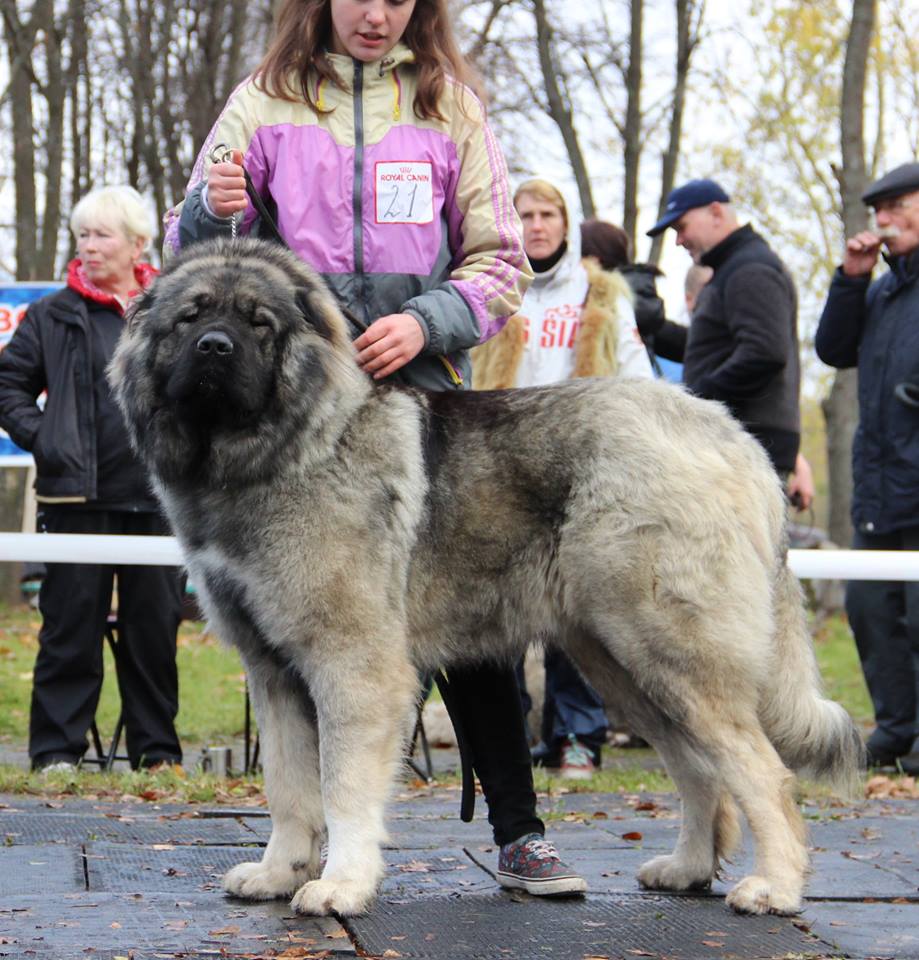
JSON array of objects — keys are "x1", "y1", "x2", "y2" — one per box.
[
  {"x1": 38, "y1": 14, "x2": 69, "y2": 277},
  {"x1": 621, "y1": 0, "x2": 642, "y2": 249},
  {"x1": 1, "y1": 0, "x2": 52, "y2": 279},
  {"x1": 532, "y1": 0, "x2": 594, "y2": 218},
  {"x1": 647, "y1": 0, "x2": 702, "y2": 266},
  {"x1": 824, "y1": 0, "x2": 875, "y2": 548}
]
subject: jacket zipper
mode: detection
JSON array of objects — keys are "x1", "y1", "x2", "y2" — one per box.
[{"x1": 352, "y1": 60, "x2": 367, "y2": 324}]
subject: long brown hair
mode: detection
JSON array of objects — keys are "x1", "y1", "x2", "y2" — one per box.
[{"x1": 255, "y1": 0, "x2": 483, "y2": 122}]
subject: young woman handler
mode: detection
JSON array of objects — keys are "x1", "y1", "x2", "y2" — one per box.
[{"x1": 168, "y1": 0, "x2": 586, "y2": 899}]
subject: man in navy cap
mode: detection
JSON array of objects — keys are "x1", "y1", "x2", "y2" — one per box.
[
  {"x1": 647, "y1": 179, "x2": 801, "y2": 482},
  {"x1": 815, "y1": 162, "x2": 919, "y2": 774}
]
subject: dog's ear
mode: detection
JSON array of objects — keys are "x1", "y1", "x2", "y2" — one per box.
[{"x1": 294, "y1": 287, "x2": 335, "y2": 341}]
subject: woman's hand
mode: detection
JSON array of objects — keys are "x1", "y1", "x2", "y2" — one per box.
[
  {"x1": 207, "y1": 148, "x2": 248, "y2": 219},
  {"x1": 354, "y1": 313, "x2": 426, "y2": 379}
]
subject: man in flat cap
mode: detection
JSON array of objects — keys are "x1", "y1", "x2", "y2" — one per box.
[
  {"x1": 816, "y1": 161, "x2": 919, "y2": 773},
  {"x1": 648, "y1": 179, "x2": 802, "y2": 484}
]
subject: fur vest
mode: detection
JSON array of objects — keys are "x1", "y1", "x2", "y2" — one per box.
[{"x1": 471, "y1": 259, "x2": 633, "y2": 390}]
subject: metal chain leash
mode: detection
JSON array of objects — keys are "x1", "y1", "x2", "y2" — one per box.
[{"x1": 208, "y1": 142, "x2": 239, "y2": 240}]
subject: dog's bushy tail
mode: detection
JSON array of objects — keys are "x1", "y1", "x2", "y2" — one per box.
[{"x1": 761, "y1": 562, "x2": 865, "y2": 798}]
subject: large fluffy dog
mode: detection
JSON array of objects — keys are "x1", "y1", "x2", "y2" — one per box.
[{"x1": 111, "y1": 239, "x2": 862, "y2": 919}]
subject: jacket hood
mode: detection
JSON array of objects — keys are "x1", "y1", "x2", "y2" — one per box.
[{"x1": 515, "y1": 174, "x2": 583, "y2": 261}]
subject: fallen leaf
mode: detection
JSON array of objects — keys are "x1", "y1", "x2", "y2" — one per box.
[
  {"x1": 109, "y1": 922, "x2": 121, "y2": 929},
  {"x1": 626, "y1": 951, "x2": 656, "y2": 957},
  {"x1": 382, "y1": 951, "x2": 402, "y2": 958},
  {"x1": 208, "y1": 925, "x2": 241, "y2": 936},
  {"x1": 591, "y1": 811, "x2": 609, "y2": 819},
  {"x1": 327, "y1": 929, "x2": 349, "y2": 939},
  {"x1": 622, "y1": 831, "x2": 643, "y2": 841},
  {"x1": 701, "y1": 941, "x2": 724, "y2": 948},
  {"x1": 151, "y1": 844, "x2": 175, "y2": 851},
  {"x1": 398, "y1": 860, "x2": 431, "y2": 873}
]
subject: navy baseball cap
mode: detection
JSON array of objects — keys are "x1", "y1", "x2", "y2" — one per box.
[{"x1": 646, "y1": 179, "x2": 731, "y2": 237}]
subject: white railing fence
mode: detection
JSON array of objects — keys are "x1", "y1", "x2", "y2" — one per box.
[{"x1": 0, "y1": 533, "x2": 916, "y2": 581}]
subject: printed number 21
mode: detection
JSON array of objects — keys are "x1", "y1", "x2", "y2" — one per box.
[{"x1": 384, "y1": 184, "x2": 417, "y2": 219}]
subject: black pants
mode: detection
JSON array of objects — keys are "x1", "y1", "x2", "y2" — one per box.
[
  {"x1": 30, "y1": 507, "x2": 184, "y2": 769},
  {"x1": 445, "y1": 661, "x2": 544, "y2": 846},
  {"x1": 845, "y1": 525, "x2": 919, "y2": 758}
]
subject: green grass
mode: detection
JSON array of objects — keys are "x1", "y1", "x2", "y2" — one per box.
[
  {"x1": 0, "y1": 603, "x2": 247, "y2": 746},
  {"x1": 811, "y1": 613, "x2": 874, "y2": 730}
]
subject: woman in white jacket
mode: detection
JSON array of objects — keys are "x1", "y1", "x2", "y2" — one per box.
[{"x1": 472, "y1": 177, "x2": 652, "y2": 778}]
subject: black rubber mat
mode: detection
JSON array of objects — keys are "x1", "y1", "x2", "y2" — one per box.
[
  {"x1": 381, "y1": 848, "x2": 495, "y2": 897},
  {"x1": 0, "y1": 812, "x2": 261, "y2": 846},
  {"x1": 83, "y1": 841, "x2": 495, "y2": 898},
  {"x1": 0, "y1": 845, "x2": 84, "y2": 896},
  {"x1": 84, "y1": 841, "x2": 256, "y2": 893},
  {"x1": 0, "y1": 892, "x2": 354, "y2": 959},
  {"x1": 806, "y1": 900, "x2": 919, "y2": 959},
  {"x1": 346, "y1": 892, "x2": 832, "y2": 960}
]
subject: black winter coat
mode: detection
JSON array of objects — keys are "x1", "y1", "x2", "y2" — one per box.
[
  {"x1": 686, "y1": 225, "x2": 800, "y2": 474},
  {"x1": 0, "y1": 286, "x2": 154, "y2": 505},
  {"x1": 815, "y1": 248, "x2": 919, "y2": 535}
]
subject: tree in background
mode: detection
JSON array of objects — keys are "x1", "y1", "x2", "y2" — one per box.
[
  {"x1": 0, "y1": 0, "x2": 273, "y2": 278},
  {"x1": 461, "y1": 0, "x2": 703, "y2": 258},
  {"x1": 822, "y1": 0, "x2": 875, "y2": 549}
]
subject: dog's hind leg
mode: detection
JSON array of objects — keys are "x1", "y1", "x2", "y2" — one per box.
[
  {"x1": 288, "y1": 633, "x2": 418, "y2": 917},
  {"x1": 223, "y1": 649, "x2": 326, "y2": 901},
  {"x1": 564, "y1": 633, "x2": 739, "y2": 893},
  {"x1": 637, "y1": 744, "x2": 739, "y2": 893},
  {"x1": 717, "y1": 731, "x2": 808, "y2": 915}
]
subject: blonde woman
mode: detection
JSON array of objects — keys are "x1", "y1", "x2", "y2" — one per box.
[{"x1": 0, "y1": 186, "x2": 183, "y2": 772}]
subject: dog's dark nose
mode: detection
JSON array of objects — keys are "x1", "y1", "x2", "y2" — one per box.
[{"x1": 196, "y1": 331, "x2": 234, "y2": 356}]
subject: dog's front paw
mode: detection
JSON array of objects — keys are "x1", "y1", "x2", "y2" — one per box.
[
  {"x1": 290, "y1": 877, "x2": 378, "y2": 917},
  {"x1": 224, "y1": 857, "x2": 318, "y2": 900},
  {"x1": 726, "y1": 875, "x2": 801, "y2": 915},
  {"x1": 638, "y1": 854, "x2": 713, "y2": 892}
]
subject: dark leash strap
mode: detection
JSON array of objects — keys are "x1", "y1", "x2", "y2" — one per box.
[{"x1": 433, "y1": 669, "x2": 477, "y2": 822}]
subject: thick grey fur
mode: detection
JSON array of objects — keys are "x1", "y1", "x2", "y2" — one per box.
[{"x1": 110, "y1": 238, "x2": 863, "y2": 919}]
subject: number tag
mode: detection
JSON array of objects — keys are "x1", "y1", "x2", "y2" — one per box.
[{"x1": 374, "y1": 161, "x2": 434, "y2": 224}]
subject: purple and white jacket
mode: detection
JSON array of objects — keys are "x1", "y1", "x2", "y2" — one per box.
[{"x1": 166, "y1": 44, "x2": 531, "y2": 390}]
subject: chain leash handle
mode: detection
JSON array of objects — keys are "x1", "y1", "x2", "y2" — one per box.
[{"x1": 208, "y1": 142, "x2": 239, "y2": 240}]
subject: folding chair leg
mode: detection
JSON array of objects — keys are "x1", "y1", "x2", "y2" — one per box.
[
  {"x1": 104, "y1": 712, "x2": 125, "y2": 771},
  {"x1": 89, "y1": 721, "x2": 106, "y2": 762},
  {"x1": 405, "y1": 708, "x2": 434, "y2": 783}
]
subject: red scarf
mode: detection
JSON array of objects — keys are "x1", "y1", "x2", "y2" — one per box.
[{"x1": 66, "y1": 258, "x2": 158, "y2": 315}]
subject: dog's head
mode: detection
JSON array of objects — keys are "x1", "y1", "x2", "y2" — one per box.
[{"x1": 109, "y1": 238, "x2": 361, "y2": 487}]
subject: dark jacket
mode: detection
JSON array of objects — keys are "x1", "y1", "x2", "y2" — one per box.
[
  {"x1": 0, "y1": 284, "x2": 155, "y2": 506},
  {"x1": 620, "y1": 264, "x2": 666, "y2": 341},
  {"x1": 815, "y1": 247, "x2": 919, "y2": 535},
  {"x1": 685, "y1": 224, "x2": 800, "y2": 473}
]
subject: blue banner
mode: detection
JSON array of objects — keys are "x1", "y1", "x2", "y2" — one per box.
[{"x1": 0, "y1": 282, "x2": 63, "y2": 462}]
